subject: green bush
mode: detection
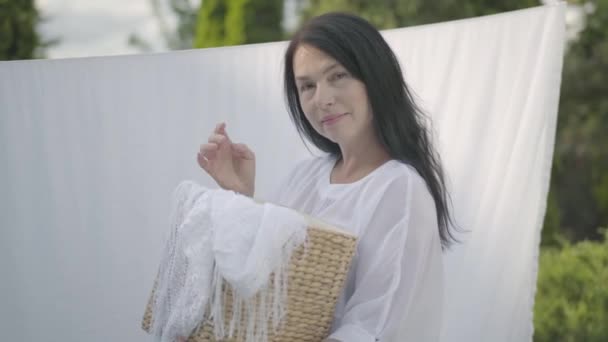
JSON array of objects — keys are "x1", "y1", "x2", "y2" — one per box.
[
  {"x1": 0, "y1": 0, "x2": 42, "y2": 60},
  {"x1": 534, "y1": 229, "x2": 608, "y2": 341}
]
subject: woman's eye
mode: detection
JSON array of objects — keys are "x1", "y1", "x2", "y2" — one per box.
[
  {"x1": 331, "y1": 72, "x2": 348, "y2": 81},
  {"x1": 300, "y1": 83, "x2": 315, "y2": 92}
]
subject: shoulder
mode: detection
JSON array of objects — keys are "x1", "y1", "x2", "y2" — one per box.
[
  {"x1": 284, "y1": 154, "x2": 333, "y2": 179},
  {"x1": 385, "y1": 162, "x2": 439, "y2": 238},
  {"x1": 359, "y1": 160, "x2": 437, "y2": 228},
  {"x1": 271, "y1": 154, "x2": 332, "y2": 202},
  {"x1": 369, "y1": 160, "x2": 432, "y2": 202}
]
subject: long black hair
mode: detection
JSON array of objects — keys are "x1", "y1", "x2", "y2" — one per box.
[{"x1": 284, "y1": 12, "x2": 458, "y2": 249}]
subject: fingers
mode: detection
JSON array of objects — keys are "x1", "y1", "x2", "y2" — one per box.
[
  {"x1": 208, "y1": 133, "x2": 227, "y2": 145},
  {"x1": 231, "y1": 143, "x2": 255, "y2": 160},
  {"x1": 214, "y1": 122, "x2": 231, "y2": 140},
  {"x1": 197, "y1": 150, "x2": 209, "y2": 170},
  {"x1": 200, "y1": 143, "x2": 218, "y2": 156},
  {"x1": 214, "y1": 122, "x2": 225, "y2": 134},
  {"x1": 198, "y1": 123, "x2": 246, "y2": 171},
  {"x1": 197, "y1": 143, "x2": 218, "y2": 169}
]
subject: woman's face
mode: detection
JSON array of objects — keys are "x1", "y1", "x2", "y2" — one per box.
[{"x1": 293, "y1": 44, "x2": 374, "y2": 146}]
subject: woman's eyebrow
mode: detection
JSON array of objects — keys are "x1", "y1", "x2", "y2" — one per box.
[
  {"x1": 295, "y1": 63, "x2": 340, "y2": 81},
  {"x1": 322, "y1": 63, "x2": 340, "y2": 75}
]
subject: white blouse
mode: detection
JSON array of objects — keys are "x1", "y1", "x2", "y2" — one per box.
[{"x1": 269, "y1": 155, "x2": 444, "y2": 342}]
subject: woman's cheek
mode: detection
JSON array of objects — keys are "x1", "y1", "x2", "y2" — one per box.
[{"x1": 301, "y1": 105, "x2": 317, "y2": 129}]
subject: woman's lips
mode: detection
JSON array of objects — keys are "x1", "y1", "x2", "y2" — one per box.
[{"x1": 322, "y1": 113, "x2": 347, "y2": 125}]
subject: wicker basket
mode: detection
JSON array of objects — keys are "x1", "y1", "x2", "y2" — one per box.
[{"x1": 142, "y1": 223, "x2": 357, "y2": 342}]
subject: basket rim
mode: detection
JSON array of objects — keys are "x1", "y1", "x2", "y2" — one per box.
[
  {"x1": 252, "y1": 198, "x2": 355, "y2": 238},
  {"x1": 305, "y1": 217, "x2": 356, "y2": 237}
]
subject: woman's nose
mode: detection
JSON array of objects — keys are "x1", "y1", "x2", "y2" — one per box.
[{"x1": 313, "y1": 82, "x2": 336, "y2": 109}]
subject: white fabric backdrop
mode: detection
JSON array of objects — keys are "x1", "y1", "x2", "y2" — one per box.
[{"x1": 0, "y1": 4, "x2": 564, "y2": 341}]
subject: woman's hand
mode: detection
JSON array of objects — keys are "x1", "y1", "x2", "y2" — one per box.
[{"x1": 197, "y1": 122, "x2": 256, "y2": 197}]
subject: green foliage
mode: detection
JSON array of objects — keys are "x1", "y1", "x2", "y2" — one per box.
[
  {"x1": 129, "y1": 0, "x2": 198, "y2": 51},
  {"x1": 0, "y1": 0, "x2": 42, "y2": 60},
  {"x1": 166, "y1": 0, "x2": 199, "y2": 49},
  {"x1": 534, "y1": 230, "x2": 608, "y2": 341},
  {"x1": 544, "y1": 0, "x2": 608, "y2": 244},
  {"x1": 298, "y1": 0, "x2": 538, "y2": 30},
  {"x1": 541, "y1": 189, "x2": 564, "y2": 247},
  {"x1": 194, "y1": 0, "x2": 283, "y2": 48},
  {"x1": 225, "y1": 0, "x2": 247, "y2": 45},
  {"x1": 194, "y1": 0, "x2": 228, "y2": 48}
]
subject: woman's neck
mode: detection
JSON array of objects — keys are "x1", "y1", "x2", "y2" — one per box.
[{"x1": 332, "y1": 134, "x2": 391, "y2": 184}]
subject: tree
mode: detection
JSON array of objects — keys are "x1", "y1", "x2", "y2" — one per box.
[
  {"x1": 194, "y1": 0, "x2": 283, "y2": 48},
  {"x1": 0, "y1": 0, "x2": 44, "y2": 60},
  {"x1": 534, "y1": 229, "x2": 608, "y2": 341},
  {"x1": 164, "y1": 0, "x2": 199, "y2": 49},
  {"x1": 543, "y1": 0, "x2": 608, "y2": 245},
  {"x1": 129, "y1": 0, "x2": 199, "y2": 51},
  {"x1": 193, "y1": 0, "x2": 228, "y2": 48},
  {"x1": 297, "y1": 0, "x2": 539, "y2": 30},
  {"x1": 131, "y1": 0, "x2": 284, "y2": 51}
]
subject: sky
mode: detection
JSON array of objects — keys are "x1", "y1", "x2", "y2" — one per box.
[
  {"x1": 36, "y1": 0, "x2": 582, "y2": 60},
  {"x1": 37, "y1": 0, "x2": 167, "y2": 58},
  {"x1": 36, "y1": 0, "x2": 299, "y2": 59}
]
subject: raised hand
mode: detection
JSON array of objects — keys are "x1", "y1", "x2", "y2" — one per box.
[{"x1": 197, "y1": 122, "x2": 256, "y2": 197}]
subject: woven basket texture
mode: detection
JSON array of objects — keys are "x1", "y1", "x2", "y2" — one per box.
[{"x1": 142, "y1": 225, "x2": 357, "y2": 342}]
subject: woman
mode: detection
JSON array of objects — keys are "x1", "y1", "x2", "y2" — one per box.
[{"x1": 197, "y1": 13, "x2": 457, "y2": 342}]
